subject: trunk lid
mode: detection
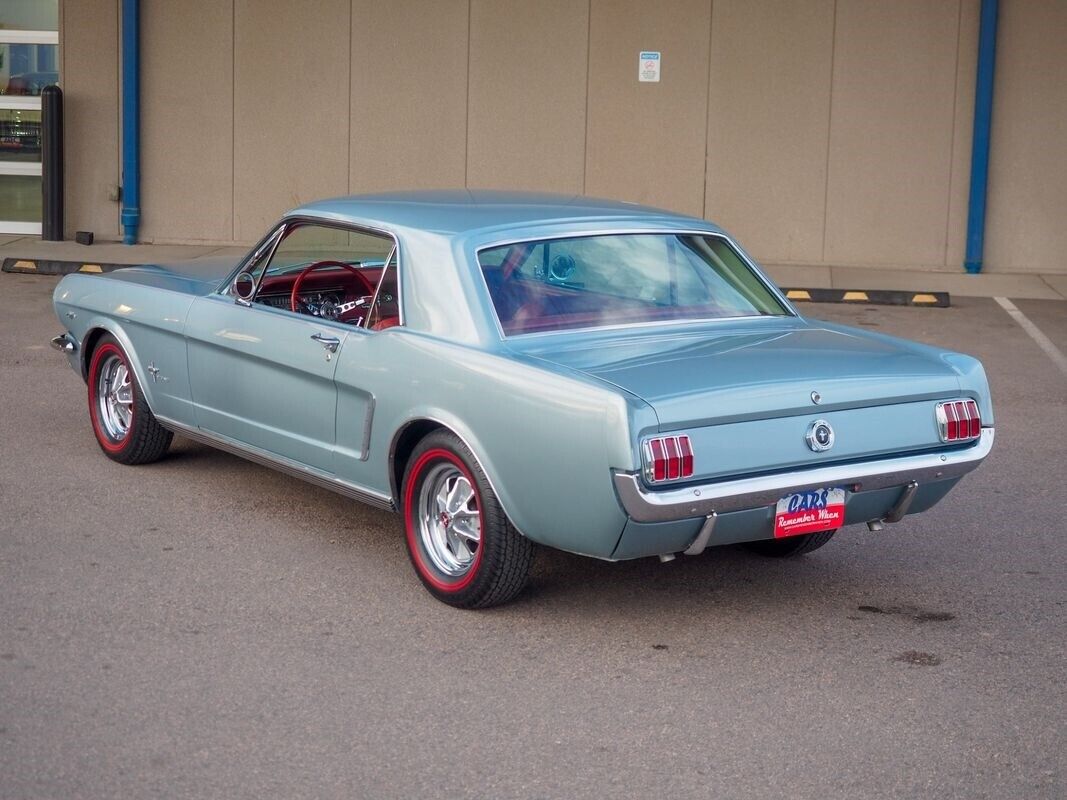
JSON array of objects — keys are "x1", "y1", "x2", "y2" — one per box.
[{"x1": 516, "y1": 320, "x2": 963, "y2": 481}]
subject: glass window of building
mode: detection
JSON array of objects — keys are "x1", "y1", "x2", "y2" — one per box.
[{"x1": 1, "y1": 0, "x2": 59, "y2": 234}]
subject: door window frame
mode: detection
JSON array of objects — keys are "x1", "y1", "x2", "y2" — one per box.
[{"x1": 222, "y1": 216, "x2": 405, "y2": 331}]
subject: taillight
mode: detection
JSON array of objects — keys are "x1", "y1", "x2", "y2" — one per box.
[
  {"x1": 936, "y1": 400, "x2": 981, "y2": 442},
  {"x1": 643, "y1": 435, "x2": 694, "y2": 483}
]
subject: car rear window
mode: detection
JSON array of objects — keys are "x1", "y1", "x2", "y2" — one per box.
[{"x1": 478, "y1": 233, "x2": 789, "y2": 335}]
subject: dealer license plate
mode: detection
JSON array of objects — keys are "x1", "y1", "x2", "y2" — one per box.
[{"x1": 774, "y1": 488, "x2": 845, "y2": 538}]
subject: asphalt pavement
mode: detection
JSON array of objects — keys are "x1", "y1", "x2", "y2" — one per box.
[{"x1": 1, "y1": 272, "x2": 1064, "y2": 799}]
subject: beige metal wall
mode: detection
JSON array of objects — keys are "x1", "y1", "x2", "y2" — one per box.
[
  {"x1": 60, "y1": 0, "x2": 120, "y2": 240},
  {"x1": 984, "y1": 0, "x2": 1067, "y2": 273},
  {"x1": 60, "y1": 0, "x2": 1067, "y2": 275}
]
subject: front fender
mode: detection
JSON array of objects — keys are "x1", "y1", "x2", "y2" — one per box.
[
  {"x1": 52, "y1": 274, "x2": 196, "y2": 424},
  {"x1": 83, "y1": 316, "x2": 155, "y2": 397}
]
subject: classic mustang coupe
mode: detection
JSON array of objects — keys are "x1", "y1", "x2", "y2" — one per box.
[{"x1": 51, "y1": 191, "x2": 994, "y2": 607}]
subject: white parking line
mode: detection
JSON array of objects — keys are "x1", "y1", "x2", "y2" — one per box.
[{"x1": 994, "y1": 297, "x2": 1067, "y2": 377}]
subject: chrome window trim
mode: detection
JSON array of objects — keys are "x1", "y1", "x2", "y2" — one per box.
[
  {"x1": 491, "y1": 310, "x2": 788, "y2": 341},
  {"x1": 221, "y1": 216, "x2": 405, "y2": 330},
  {"x1": 362, "y1": 243, "x2": 400, "y2": 330},
  {"x1": 472, "y1": 228, "x2": 796, "y2": 340},
  {"x1": 220, "y1": 223, "x2": 285, "y2": 295}
]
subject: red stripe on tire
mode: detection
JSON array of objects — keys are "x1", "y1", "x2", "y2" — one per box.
[
  {"x1": 404, "y1": 448, "x2": 483, "y2": 593},
  {"x1": 87, "y1": 342, "x2": 133, "y2": 453}
]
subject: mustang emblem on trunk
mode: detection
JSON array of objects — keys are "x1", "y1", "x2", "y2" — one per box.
[{"x1": 806, "y1": 419, "x2": 835, "y2": 452}]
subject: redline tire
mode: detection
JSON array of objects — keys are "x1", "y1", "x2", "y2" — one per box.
[
  {"x1": 86, "y1": 334, "x2": 172, "y2": 465},
  {"x1": 402, "y1": 430, "x2": 533, "y2": 608},
  {"x1": 743, "y1": 529, "x2": 837, "y2": 558}
]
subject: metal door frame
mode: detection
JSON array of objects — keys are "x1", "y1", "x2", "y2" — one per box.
[{"x1": 0, "y1": 29, "x2": 59, "y2": 235}]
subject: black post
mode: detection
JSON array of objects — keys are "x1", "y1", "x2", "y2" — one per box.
[{"x1": 41, "y1": 85, "x2": 64, "y2": 241}]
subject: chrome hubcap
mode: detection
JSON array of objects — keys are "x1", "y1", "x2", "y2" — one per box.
[
  {"x1": 96, "y1": 354, "x2": 133, "y2": 441},
  {"x1": 417, "y1": 463, "x2": 481, "y2": 577}
]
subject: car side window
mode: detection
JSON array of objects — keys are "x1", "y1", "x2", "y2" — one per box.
[
  {"x1": 246, "y1": 222, "x2": 398, "y2": 326},
  {"x1": 233, "y1": 225, "x2": 284, "y2": 289},
  {"x1": 262, "y1": 224, "x2": 393, "y2": 279}
]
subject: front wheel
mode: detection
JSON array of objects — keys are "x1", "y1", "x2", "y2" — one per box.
[
  {"x1": 402, "y1": 430, "x2": 534, "y2": 608},
  {"x1": 87, "y1": 334, "x2": 173, "y2": 465},
  {"x1": 743, "y1": 529, "x2": 836, "y2": 558}
]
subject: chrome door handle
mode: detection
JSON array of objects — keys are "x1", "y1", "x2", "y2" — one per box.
[{"x1": 310, "y1": 333, "x2": 340, "y2": 353}]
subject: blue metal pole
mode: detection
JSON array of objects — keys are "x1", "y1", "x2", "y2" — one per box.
[
  {"x1": 120, "y1": 0, "x2": 140, "y2": 245},
  {"x1": 964, "y1": 0, "x2": 998, "y2": 274}
]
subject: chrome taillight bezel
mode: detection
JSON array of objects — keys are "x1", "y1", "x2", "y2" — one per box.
[
  {"x1": 642, "y1": 435, "x2": 694, "y2": 483},
  {"x1": 935, "y1": 399, "x2": 981, "y2": 443}
]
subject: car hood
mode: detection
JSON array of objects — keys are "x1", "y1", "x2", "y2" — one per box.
[
  {"x1": 514, "y1": 319, "x2": 963, "y2": 428},
  {"x1": 104, "y1": 256, "x2": 237, "y2": 296}
]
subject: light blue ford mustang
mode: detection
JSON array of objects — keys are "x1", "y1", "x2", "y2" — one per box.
[{"x1": 51, "y1": 191, "x2": 994, "y2": 607}]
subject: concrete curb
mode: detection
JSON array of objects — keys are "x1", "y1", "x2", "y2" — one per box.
[
  {"x1": 2, "y1": 258, "x2": 125, "y2": 276},
  {"x1": 781, "y1": 288, "x2": 951, "y2": 307}
]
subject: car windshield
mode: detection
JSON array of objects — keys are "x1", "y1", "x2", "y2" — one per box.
[
  {"x1": 261, "y1": 224, "x2": 395, "y2": 278},
  {"x1": 478, "y1": 233, "x2": 789, "y2": 335}
]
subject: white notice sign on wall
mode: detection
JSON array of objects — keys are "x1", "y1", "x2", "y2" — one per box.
[{"x1": 639, "y1": 51, "x2": 661, "y2": 82}]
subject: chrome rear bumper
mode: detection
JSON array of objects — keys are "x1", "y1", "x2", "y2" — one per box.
[{"x1": 612, "y1": 428, "x2": 994, "y2": 523}]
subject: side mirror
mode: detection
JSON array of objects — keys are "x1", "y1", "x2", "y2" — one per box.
[{"x1": 233, "y1": 272, "x2": 256, "y2": 303}]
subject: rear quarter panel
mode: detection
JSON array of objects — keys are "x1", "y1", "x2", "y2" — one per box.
[{"x1": 345, "y1": 331, "x2": 655, "y2": 559}]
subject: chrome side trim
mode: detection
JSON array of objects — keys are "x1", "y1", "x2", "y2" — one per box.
[
  {"x1": 359, "y1": 397, "x2": 375, "y2": 462},
  {"x1": 613, "y1": 428, "x2": 994, "y2": 523},
  {"x1": 156, "y1": 416, "x2": 395, "y2": 512},
  {"x1": 50, "y1": 333, "x2": 77, "y2": 353}
]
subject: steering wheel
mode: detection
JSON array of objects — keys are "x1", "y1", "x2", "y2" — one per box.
[{"x1": 289, "y1": 260, "x2": 376, "y2": 318}]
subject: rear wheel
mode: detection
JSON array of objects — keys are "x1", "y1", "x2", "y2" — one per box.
[
  {"x1": 402, "y1": 430, "x2": 534, "y2": 608},
  {"x1": 87, "y1": 334, "x2": 172, "y2": 465},
  {"x1": 743, "y1": 529, "x2": 836, "y2": 558}
]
